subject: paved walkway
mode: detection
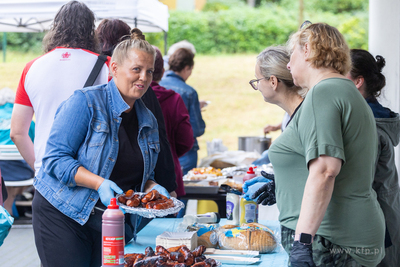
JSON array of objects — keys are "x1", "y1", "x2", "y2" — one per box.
[{"x1": 0, "y1": 222, "x2": 41, "y2": 267}]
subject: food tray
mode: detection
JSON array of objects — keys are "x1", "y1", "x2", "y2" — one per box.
[
  {"x1": 184, "y1": 186, "x2": 220, "y2": 194},
  {"x1": 117, "y1": 192, "x2": 184, "y2": 218}
]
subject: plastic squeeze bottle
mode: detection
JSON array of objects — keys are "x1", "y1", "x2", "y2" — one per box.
[
  {"x1": 183, "y1": 212, "x2": 221, "y2": 225},
  {"x1": 242, "y1": 167, "x2": 257, "y2": 183},
  {"x1": 226, "y1": 188, "x2": 241, "y2": 226},
  {"x1": 102, "y1": 198, "x2": 125, "y2": 267},
  {"x1": 239, "y1": 196, "x2": 258, "y2": 225}
]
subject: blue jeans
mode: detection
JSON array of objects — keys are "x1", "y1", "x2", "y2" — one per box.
[{"x1": 179, "y1": 148, "x2": 198, "y2": 175}]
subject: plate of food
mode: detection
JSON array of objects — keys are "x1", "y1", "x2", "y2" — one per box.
[
  {"x1": 183, "y1": 167, "x2": 224, "y2": 181},
  {"x1": 117, "y1": 189, "x2": 184, "y2": 218},
  {"x1": 124, "y1": 245, "x2": 221, "y2": 267}
]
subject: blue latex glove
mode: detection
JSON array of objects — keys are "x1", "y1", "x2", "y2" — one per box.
[
  {"x1": 243, "y1": 181, "x2": 268, "y2": 201},
  {"x1": 97, "y1": 179, "x2": 123, "y2": 207},
  {"x1": 252, "y1": 150, "x2": 271, "y2": 166},
  {"x1": 243, "y1": 175, "x2": 272, "y2": 200},
  {"x1": 290, "y1": 241, "x2": 316, "y2": 267},
  {"x1": 151, "y1": 184, "x2": 171, "y2": 198}
]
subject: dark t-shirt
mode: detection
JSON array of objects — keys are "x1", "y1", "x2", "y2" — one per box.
[{"x1": 109, "y1": 108, "x2": 144, "y2": 192}]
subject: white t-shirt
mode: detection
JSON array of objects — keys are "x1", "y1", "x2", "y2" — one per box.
[
  {"x1": 281, "y1": 112, "x2": 291, "y2": 131},
  {"x1": 15, "y1": 47, "x2": 110, "y2": 174}
]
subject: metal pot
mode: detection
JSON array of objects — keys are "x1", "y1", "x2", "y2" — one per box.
[{"x1": 238, "y1": 136, "x2": 271, "y2": 154}]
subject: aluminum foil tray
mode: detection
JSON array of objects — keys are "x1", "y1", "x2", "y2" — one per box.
[{"x1": 117, "y1": 192, "x2": 185, "y2": 218}]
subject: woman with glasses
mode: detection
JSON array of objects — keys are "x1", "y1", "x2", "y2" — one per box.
[
  {"x1": 247, "y1": 46, "x2": 305, "y2": 168},
  {"x1": 243, "y1": 45, "x2": 304, "y2": 200},
  {"x1": 246, "y1": 23, "x2": 385, "y2": 267},
  {"x1": 347, "y1": 49, "x2": 400, "y2": 267}
]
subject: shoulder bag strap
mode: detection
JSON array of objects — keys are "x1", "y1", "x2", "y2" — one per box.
[{"x1": 84, "y1": 55, "x2": 108, "y2": 88}]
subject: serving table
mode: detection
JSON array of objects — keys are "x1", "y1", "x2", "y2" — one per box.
[{"x1": 125, "y1": 218, "x2": 288, "y2": 266}]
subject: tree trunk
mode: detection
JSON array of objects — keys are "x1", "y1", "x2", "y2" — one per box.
[
  {"x1": 298, "y1": 0, "x2": 304, "y2": 28},
  {"x1": 247, "y1": 0, "x2": 256, "y2": 7}
]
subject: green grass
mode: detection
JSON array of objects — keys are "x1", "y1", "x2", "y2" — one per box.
[{"x1": 0, "y1": 51, "x2": 284, "y2": 162}]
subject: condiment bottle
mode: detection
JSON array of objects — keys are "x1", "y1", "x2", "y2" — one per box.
[
  {"x1": 239, "y1": 196, "x2": 258, "y2": 225},
  {"x1": 242, "y1": 167, "x2": 257, "y2": 183},
  {"x1": 226, "y1": 188, "x2": 241, "y2": 226},
  {"x1": 183, "y1": 212, "x2": 221, "y2": 225},
  {"x1": 102, "y1": 198, "x2": 124, "y2": 267}
]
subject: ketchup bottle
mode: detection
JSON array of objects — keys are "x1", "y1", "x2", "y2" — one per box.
[
  {"x1": 102, "y1": 198, "x2": 124, "y2": 266},
  {"x1": 242, "y1": 167, "x2": 257, "y2": 183}
]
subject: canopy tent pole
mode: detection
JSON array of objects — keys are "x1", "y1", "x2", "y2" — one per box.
[{"x1": 2, "y1": 33, "x2": 6, "y2": 63}]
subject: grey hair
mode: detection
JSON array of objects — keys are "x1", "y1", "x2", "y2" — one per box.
[
  {"x1": 167, "y1": 40, "x2": 196, "y2": 56},
  {"x1": 111, "y1": 28, "x2": 156, "y2": 69},
  {"x1": 256, "y1": 46, "x2": 307, "y2": 97}
]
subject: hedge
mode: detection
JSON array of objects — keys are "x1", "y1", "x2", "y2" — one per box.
[
  {"x1": 1, "y1": 6, "x2": 368, "y2": 54},
  {"x1": 148, "y1": 6, "x2": 368, "y2": 54}
]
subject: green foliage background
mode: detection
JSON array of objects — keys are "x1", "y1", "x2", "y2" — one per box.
[
  {"x1": 1, "y1": 1, "x2": 368, "y2": 54},
  {"x1": 148, "y1": 1, "x2": 368, "y2": 54}
]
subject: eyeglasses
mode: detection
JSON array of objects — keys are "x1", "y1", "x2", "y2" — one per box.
[
  {"x1": 249, "y1": 77, "x2": 280, "y2": 90},
  {"x1": 300, "y1": 20, "x2": 312, "y2": 30}
]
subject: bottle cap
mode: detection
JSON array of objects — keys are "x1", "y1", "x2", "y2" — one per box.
[
  {"x1": 247, "y1": 167, "x2": 256, "y2": 174},
  {"x1": 108, "y1": 198, "x2": 119, "y2": 209},
  {"x1": 214, "y1": 212, "x2": 221, "y2": 223}
]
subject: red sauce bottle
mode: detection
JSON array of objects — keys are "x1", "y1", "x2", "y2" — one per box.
[
  {"x1": 102, "y1": 198, "x2": 124, "y2": 266},
  {"x1": 242, "y1": 167, "x2": 257, "y2": 183}
]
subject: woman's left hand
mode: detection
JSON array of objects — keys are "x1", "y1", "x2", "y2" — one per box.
[
  {"x1": 290, "y1": 241, "x2": 316, "y2": 267},
  {"x1": 151, "y1": 184, "x2": 171, "y2": 198}
]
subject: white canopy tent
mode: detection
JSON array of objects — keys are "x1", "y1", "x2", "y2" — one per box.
[{"x1": 0, "y1": 0, "x2": 169, "y2": 52}]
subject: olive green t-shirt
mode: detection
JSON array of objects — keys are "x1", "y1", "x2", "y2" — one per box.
[{"x1": 269, "y1": 78, "x2": 385, "y2": 266}]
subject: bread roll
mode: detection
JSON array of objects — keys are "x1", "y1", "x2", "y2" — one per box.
[{"x1": 197, "y1": 230, "x2": 219, "y2": 248}]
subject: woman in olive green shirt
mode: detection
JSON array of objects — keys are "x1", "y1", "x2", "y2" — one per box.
[
  {"x1": 280, "y1": 22, "x2": 385, "y2": 267},
  {"x1": 248, "y1": 23, "x2": 385, "y2": 267}
]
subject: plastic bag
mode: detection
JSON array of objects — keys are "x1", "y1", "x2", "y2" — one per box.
[
  {"x1": 217, "y1": 223, "x2": 279, "y2": 253},
  {"x1": 184, "y1": 223, "x2": 220, "y2": 248},
  {"x1": 0, "y1": 206, "x2": 13, "y2": 246}
]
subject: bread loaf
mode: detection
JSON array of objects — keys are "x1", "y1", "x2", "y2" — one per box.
[
  {"x1": 218, "y1": 225, "x2": 277, "y2": 253},
  {"x1": 220, "y1": 224, "x2": 238, "y2": 230},
  {"x1": 248, "y1": 229, "x2": 276, "y2": 252}
]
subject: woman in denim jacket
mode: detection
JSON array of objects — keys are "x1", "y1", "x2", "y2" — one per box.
[{"x1": 32, "y1": 29, "x2": 170, "y2": 267}]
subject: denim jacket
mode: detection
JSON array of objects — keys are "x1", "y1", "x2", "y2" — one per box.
[
  {"x1": 34, "y1": 79, "x2": 160, "y2": 225},
  {"x1": 160, "y1": 71, "x2": 205, "y2": 151}
]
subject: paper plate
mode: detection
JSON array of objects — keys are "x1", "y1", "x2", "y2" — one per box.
[{"x1": 117, "y1": 193, "x2": 184, "y2": 218}]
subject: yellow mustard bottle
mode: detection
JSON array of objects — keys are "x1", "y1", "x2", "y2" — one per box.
[{"x1": 239, "y1": 196, "x2": 258, "y2": 225}]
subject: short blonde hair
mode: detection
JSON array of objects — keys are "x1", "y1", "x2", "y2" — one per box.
[
  {"x1": 111, "y1": 28, "x2": 156, "y2": 67},
  {"x1": 287, "y1": 23, "x2": 351, "y2": 75},
  {"x1": 257, "y1": 46, "x2": 306, "y2": 97}
]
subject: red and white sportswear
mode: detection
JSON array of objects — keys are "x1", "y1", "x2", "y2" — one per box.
[{"x1": 15, "y1": 47, "x2": 110, "y2": 174}]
